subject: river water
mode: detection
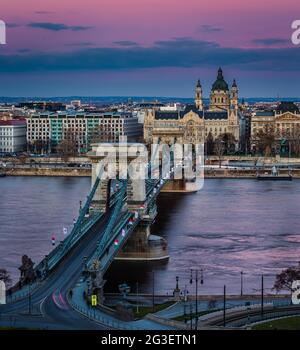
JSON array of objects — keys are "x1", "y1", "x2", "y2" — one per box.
[{"x1": 1, "y1": 176, "x2": 300, "y2": 295}]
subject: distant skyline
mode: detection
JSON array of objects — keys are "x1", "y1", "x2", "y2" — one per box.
[{"x1": 1, "y1": 0, "x2": 300, "y2": 97}]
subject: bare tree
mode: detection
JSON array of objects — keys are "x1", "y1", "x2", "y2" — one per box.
[
  {"x1": 214, "y1": 138, "x2": 225, "y2": 168},
  {"x1": 254, "y1": 125, "x2": 276, "y2": 156},
  {"x1": 283, "y1": 127, "x2": 300, "y2": 157},
  {"x1": 206, "y1": 132, "x2": 214, "y2": 156},
  {"x1": 220, "y1": 133, "x2": 236, "y2": 155},
  {"x1": 274, "y1": 262, "x2": 300, "y2": 292},
  {"x1": 56, "y1": 128, "x2": 77, "y2": 163},
  {"x1": 90, "y1": 124, "x2": 115, "y2": 144}
]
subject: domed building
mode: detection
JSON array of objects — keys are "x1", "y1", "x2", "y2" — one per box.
[
  {"x1": 210, "y1": 68, "x2": 230, "y2": 111},
  {"x1": 144, "y1": 68, "x2": 240, "y2": 149}
]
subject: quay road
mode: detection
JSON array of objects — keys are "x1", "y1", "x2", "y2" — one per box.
[{"x1": 0, "y1": 214, "x2": 111, "y2": 330}]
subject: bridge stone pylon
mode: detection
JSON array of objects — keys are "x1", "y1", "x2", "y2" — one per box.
[
  {"x1": 87, "y1": 142, "x2": 169, "y2": 262},
  {"x1": 88, "y1": 142, "x2": 148, "y2": 213}
]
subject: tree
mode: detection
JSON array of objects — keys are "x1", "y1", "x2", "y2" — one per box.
[
  {"x1": 90, "y1": 124, "x2": 115, "y2": 144},
  {"x1": 206, "y1": 132, "x2": 214, "y2": 156},
  {"x1": 220, "y1": 133, "x2": 236, "y2": 154},
  {"x1": 273, "y1": 262, "x2": 300, "y2": 292},
  {"x1": 282, "y1": 127, "x2": 300, "y2": 157},
  {"x1": 214, "y1": 138, "x2": 225, "y2": 168},
  {"x1": 56, "y1": 128, "x2": 77, "y2": 162},
  {"x1": 254, "y1": 125, "x2": 276, "y2": 156},
  {"x1": 0, "y1": 268, "x2": 12, "y2": 287}
]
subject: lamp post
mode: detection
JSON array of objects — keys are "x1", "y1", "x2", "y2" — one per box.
[
  {"x1": 136, "y1": 282, "x2": 139, "y2": 315},
  {"x1": 190, "y1": 268, "x2": 203, "y2": 330},
  {"x1": 152, "y1": 271, "x2": 155, "y2": 313},
  {"x1": 183, "y1": 284, "x2": 188, "y2": 323},
  {"x1": 240, "y1": 271, "x2": 244, "y2": 297},
  {"x1": 28, "y1": 282, "x2": 32, "y2": 315},
  {"x1": 261, "y1": 274, "x2": 264, "y2": 318},
  {"x1": 223, "y1": 285, "x2": 226, "y2": 327}
]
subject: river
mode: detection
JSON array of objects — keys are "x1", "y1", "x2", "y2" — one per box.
[{"x1": 1, "y1": 176, "x2": 300, "y2": 295}]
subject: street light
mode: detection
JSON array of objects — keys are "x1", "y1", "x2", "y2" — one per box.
[
  {"x1": 190, "y1": 268, "x2": 204, "y2": 330},
  {"x1": 28, "y1": 282, "x2": 32, "y2": 315},
  {"x1": 223, "y1": 285, "x2": 226, "y2": 327},
  {"x1": 261, "y1": 274, "x2": 264, "y2": 318},
  {"x1": 240, "y1": 271, "x2": 244, "y2": 297},
  {"x1": 152, "y1": 271, "x2": 155, "y2": 313},
  {"x1": 136, "y1": 282, "x2": 139, "y2": 315},
  {"x1": 183, "y1": 284, "x2": 189, "y2": 323}
]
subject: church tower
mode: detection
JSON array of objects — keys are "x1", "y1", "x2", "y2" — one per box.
[
  {"x1": 230, "y1": 79, "x2": 238, "y2": 112},
  {"x1": 195, "y1": 79, "x2": 203, "y2": 111},
  {"x1": 209, "y1": 68, "x2": 230, "y2": 111}
]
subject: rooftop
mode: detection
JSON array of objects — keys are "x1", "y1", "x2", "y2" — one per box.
[
  {"x1": 211, "y1": 68, "x2": 229, "y2": 92},
  {"x1": 276, "y1": 101, "x2": 299, "y2": 114},
  {"x1": 29, "y1": 111, "x2": 134, "y2": 118},
  {"x1": 0, "y1": 119, "x2": 26, "y2": 126},
  {"x1": 155, "y1": 104, "x2": 229, "y2": 120}
]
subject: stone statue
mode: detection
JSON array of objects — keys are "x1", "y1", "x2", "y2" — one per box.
[{"x1": 19, "y1": 255, "x2": 35, "y2": 286}]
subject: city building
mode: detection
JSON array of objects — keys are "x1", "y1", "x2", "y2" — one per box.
[
  {"x1": 26, "y1": 111, "x2": 143, "y2": 154},
  {"x1": 144, "y1": 68, "x2": 240, "y2": 148},
  {"x1": 251, "y1": 101, "x2": 300, "y2": 154},
  {"x1": 251, "y1": 101, "x2": 300, "y2": 155},
  {"x1": 0, "y1": 119, "x2": 27, "y2": 153},
  {"x1": 19, "y1": 101, "x2": 67, "y2": 112}
]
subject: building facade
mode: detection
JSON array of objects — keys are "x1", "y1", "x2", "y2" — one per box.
[
  {"x1": 144, "y1": 68, "x2": 240, "y2": 147},
  {"x1": 26, "y1": 111, "x2": 143, "y2": 153},
  {"x1": 0, "y1": 119, "x2": 27, "y2": 153},
  {"x1": 251, "y1": 102, "x2": 300, "y2": 154}
]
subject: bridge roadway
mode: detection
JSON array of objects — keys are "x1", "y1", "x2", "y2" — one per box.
[{"x1": 0, "y1": 211, "x2": 113, "y2": 329}]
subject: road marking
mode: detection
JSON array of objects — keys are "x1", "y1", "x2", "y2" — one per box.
[
  {"x1": 39, "y1": 296, "x2": 47, "y2": 316},
  {"x1": 59, "y1": 292, "x2": 68, "y2": 308},
  {"x1": 52, "y1": 290, "x2": 69, "y2": 310}
]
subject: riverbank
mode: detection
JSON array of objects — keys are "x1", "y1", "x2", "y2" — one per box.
[
  {"x1": 3, "y1": 167, "x2": 300, "y2": 178},
  {"x1": 4, "y1": 167, "x2": 90, "y2": 177}
]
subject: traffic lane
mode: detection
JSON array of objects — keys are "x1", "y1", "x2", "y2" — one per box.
[
  {"x1": 42, "y1": 293, "x2": 106, "y2": 330},
  {"x1": 1, "y1": 216, "x2": 110, "y2": 329},
  {"x1": 2, "y1": 213, "x2": 109, "y2": 314}
]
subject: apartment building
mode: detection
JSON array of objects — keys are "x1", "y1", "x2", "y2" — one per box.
[
  {"x1": 0, "y1": 119, "x2": 27, "y2": 153},
  {"x1": 26, "y1": 111, "x2": 143, "y2": 153}
]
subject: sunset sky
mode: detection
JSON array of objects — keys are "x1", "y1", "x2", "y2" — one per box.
[{"x1": 0, "y1": 0, "x2": 300, "y2": 97}]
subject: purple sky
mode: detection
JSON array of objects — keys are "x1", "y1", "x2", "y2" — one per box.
[{"x1": 0, "y1": 0, "x2": 300, "y2": 97}]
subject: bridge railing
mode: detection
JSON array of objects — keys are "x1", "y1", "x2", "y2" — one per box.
[
  {"x1": 87, "y1": 180, "x2": 128, "y2": 268},
  {"x1": 101, "y1": 214, "x2": 140, "y2": 273},
  {"x1": 44, "y1": 187, "x2": 125, "y2": 273},
  {"x1": 33, "y1": 167, "x2": 104, "y2": 276},
  {"x1": 67, "y1": 290, "x2": 142, "y2": 330}
]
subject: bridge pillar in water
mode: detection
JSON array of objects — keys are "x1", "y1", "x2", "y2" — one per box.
[
  {"x1": 161, "y1": 178, "x2": 202, "y2": 193},
  {"x1": 116, "y1": 202, "x2": 169, "y2": 261}
]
